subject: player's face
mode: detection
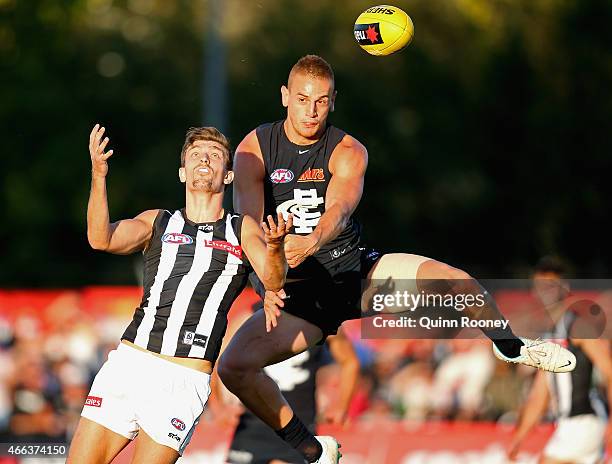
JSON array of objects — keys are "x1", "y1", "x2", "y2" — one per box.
[
  {"x1": 282, "y1": 72, "x2": 336, "y2": 142},
  {"x1": 179, "y1": 140, "x2": 232, "y2": 193},
  {"x1": 532, "y1": 271, "x2": 568, "y2": 306}
]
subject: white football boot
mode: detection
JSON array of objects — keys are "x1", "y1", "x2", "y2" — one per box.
[
  {"x1": 493, "y1": 337, "x2": 576, "y2": 373},
  {"x1": 313, "y1": 436, "x2": 342, "y2": 463}
]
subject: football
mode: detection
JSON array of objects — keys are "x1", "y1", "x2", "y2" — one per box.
[{"x1": 354, "y1": 5, "x2": 414, "y2": 56}]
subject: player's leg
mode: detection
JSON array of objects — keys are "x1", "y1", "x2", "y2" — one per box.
[
  {"x1": 218, "y1": 309, "x2": 330, "y2": 462},
  {"x1": 363, "y1": 253, "x2": 520, "y2": 349},
  {"x1": 363, "y1": 253, "x2": 576, "y2": 372},
  {"x1": 219, "y1": 309, "x2": 322, "y2": 428},
  {"x1": 66, "y1": 417, "x2": 131, "y2": 464},
  {"x1": 68, "y1": 345, "x2": 139, "y2": 463},
  {"x1": 129, "y1": 428, "x2": 180, "y2": 464}
]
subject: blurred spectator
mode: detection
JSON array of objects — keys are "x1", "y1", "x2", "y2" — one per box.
[
  {"x1": 429, "y1": 339, "x2": 494, "y2": 420},
  {"x1": 5, "y1": 338, "x2": 65, "y2": 443}
]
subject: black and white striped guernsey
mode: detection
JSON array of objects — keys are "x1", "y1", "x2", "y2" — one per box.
[
  {"x1": 122, "y1": 209, "x2": 249, "y2": 362},
  {"x1": 548, "y1": 311, "x2": 606, "y2": 419}
]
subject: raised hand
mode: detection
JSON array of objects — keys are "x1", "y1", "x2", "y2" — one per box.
[
  {"x1": 261, "y1": 212, "x2": 293, "y2": 248},
  {"x1": 89, "y1": 124, "x2": 113, "y2": 178}
]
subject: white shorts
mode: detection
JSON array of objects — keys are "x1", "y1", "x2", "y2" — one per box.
[
  {"x1": 543, "y1": 414, "x2": 606, "y2": 464},
  {"x1": 81, "y1": 342, "x2": 210, "y2": 454}
]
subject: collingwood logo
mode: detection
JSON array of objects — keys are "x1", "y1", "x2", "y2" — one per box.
[{"x1": 183, "y1": 331, "x2": 208, "y2": 348}]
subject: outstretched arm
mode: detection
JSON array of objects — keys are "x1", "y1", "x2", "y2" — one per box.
[
  {"x1": 507, "y1": 370, "x2": 550, "y2": 460},
  {"x1": 324, "y1": 329, "x2": 360, "y2": 426},
  {"x1": 241, "y1": 213, "x2": 293, "y2": 332},
  {"x1": 87, "y1": 124, "x2": 158, "y2": 254},
  {"x1": 233, "y1": 129, "x2": 266, "y2": 222},
  {"x1": 284, "y1": 135, "x2": 368, "y2": 268},
  {"x1": 241, "y1": 212, "x2": 293, "y2": 291}
]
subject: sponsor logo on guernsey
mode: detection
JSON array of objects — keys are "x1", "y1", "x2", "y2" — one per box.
[
  {"x1": 204, "y1": 239, "x2": 242, "y2": 259},
  {"x1": 198, "y1": 224, "x2": 214, "y2": 232},
  {"x1": 297, "y1": 168, "x2": 325, "y2": 182},
  {"x1": 270, "y1": 168, "x2": 294, "y2": 184},
  {"x1": 171, "y1": 418, "x2": 186, "y2": 431},
  {"x1": 354, "y1": 23, "x2": 383, "y2": 45},
  {"x1": 162, "y1": 233, "x2": 194, "y2": 245},
  {"x1": 183, "y1": 330, "x2": 208, "y2": 348},
  {"x1": 85, "y1": 396, "x2": 103, "y2": 407},
  {"x1": 168, "y1": 432, "x2": 181, "y2": 442}
]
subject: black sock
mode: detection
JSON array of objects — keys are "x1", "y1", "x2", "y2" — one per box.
[
  {"x1": 485, "y1": 326, "x2": 524, "y2": 358},
  {"x1": 275, "y1": 415, "x2": 322, "y2": 462},
  {"x1": 493, "y1": 338, "x2": 524, "y2": 358}
]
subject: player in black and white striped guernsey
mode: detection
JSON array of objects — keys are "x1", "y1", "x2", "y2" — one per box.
[
  {"x1": 508, "y1": 257, "x2": 612, "y2": 464},
  {"x1": 68, "y1": 125, "x2": 293, "y2": 464},
  {"x1": 121, "y1": 207, "x2": 250, "y2": 360}
]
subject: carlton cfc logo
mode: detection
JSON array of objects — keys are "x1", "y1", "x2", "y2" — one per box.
[
  {"x1": 162, "y1": 233, "x2": 194, "y2": 245},
  {"x1": 171, "y1": 418, "x2": 186, "y2": 431},
  {"x1": 270, "y1": 169, "x2": 294, "y2": 184}
]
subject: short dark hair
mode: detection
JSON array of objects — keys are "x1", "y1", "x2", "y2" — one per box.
[
  {"x1": 288, "y1": 54, "x2": 335, "y2": 88},
  {"x1": 534, "y1": 255, "x2": 568, "y2": 277},
  {"x1": 180, "y1": 127, "x2": 232, "y2": 171}
]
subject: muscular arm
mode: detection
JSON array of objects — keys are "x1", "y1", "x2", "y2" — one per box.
[
  {"x1": 311, "y1": 135, "x2": 367, "y2": 249},
  {"x1": 87, "y1": 124, "x2": 158, "y2": 254},
  {"x1": 240, "y1": 214, "x2": 289, "y2": 291},
  {"x1": 233, "y1": 129, "x2": 265, "y2": 222},
  {"x1": 325, "y1": 329, "x2": 360, "y2": 424}
]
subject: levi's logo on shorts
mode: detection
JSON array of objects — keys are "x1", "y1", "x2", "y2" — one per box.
[{"x1": 85, "y1": 396, "x2": 103, "y2": 407}]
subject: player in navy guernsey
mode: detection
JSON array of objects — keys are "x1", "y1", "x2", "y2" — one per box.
[
  {"x1": 218, "y1": 55, "x2": 578, "y2": 464},
  {"x1": 211, "y1": 306, "x2": 358, "y2": 464},
  {"x1": 508, "y1": 257, "x2": 612, "y2": 464},
  {"x1": 67, "y1": 125, "x2": 293, "y2": 464}
]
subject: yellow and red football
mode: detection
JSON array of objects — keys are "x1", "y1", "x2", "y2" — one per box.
[{"x1": 354, "y1": 5, "x2": 414, "y2": 56}]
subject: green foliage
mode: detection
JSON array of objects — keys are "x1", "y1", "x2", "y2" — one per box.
[{"x1": 1, "y1": 0, "x2": 611, "y2": 285}]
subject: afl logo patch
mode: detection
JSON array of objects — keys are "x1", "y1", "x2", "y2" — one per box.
[
  {"x1": 171, "y1": 418, "x2": 186, "y2": 431},
  {"x1": 162, "y1": 233, "x2": 194, "y2": 245},
  {"x1": 270, "y1": 169, "x2": 294, "y2": 184}
]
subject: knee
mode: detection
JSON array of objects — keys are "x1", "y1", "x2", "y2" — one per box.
[
  {"x1": 422, "y1": 262, "x2": 474, "y2": 293},
  {"x1": 217, "y1": 348, "x2": 262, "y2": 389},
  {"x1": 217, "y1": 351, "x2": 245, "y2": 387},
  {"x1": 427, "y1": 261, "x2": 471, "y2": 281}
]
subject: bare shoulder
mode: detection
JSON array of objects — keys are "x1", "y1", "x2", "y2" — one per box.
[
  {"x1": 340, "y1": 133, "x2": 367, "y2": 154},
  {"x1": 134, "y1": 209, "x2": 161, "y2": 226},
  {"x1": 236, "y1": 129, "x2": 263, "y2": 159},
  {"x1": 330, "y1": 133, "x2": 368, "y2": 174}
]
